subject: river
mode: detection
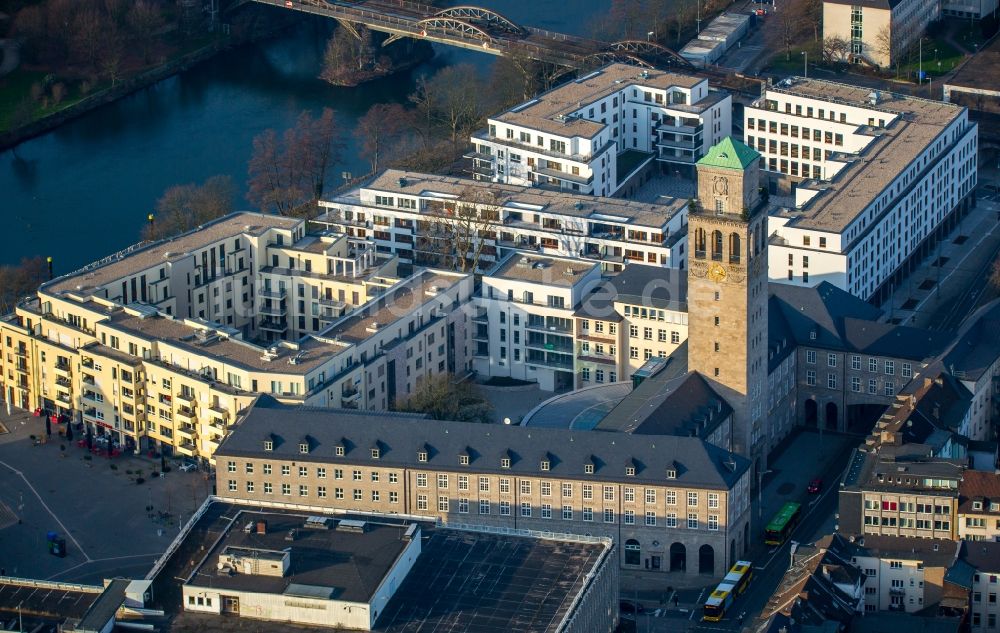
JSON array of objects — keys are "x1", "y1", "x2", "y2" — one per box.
[{"x1": 0, "y1": 0, "x2": 609, "y2": 273}]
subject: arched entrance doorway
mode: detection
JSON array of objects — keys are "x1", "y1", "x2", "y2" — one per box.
[
  {"x1": 826, "y1": 402, "x2": 838, "y2": 430},
  {"x1": 805, "y1": 398, "x2": 818, "y2": 426},
  {"x1": 699, "y1": 544, "x2": 715, "y2": 575},
  {"x1": 625, "y1": 539, "x2": 641, "y2": 566},
  {"x1": 670, "y1": 543, "x2": 686, "y2": 571}
]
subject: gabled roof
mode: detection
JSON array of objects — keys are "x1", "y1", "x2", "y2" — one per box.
[
  {"x1": 217, "y1": 395, "x2": 749, "y2": 489},
  {"x1": 598, "y1": 371, "x2": 733, "y2": 438},
  {"x1": 697, "y1": 137, "x2": 760, "y2": 170},
  {"x1": 958, "y1": 470, "x2": 1000, "y2": 514},
  {"x1": 769, "y1": 282, "x2": 952, "y2": 360},
  {"x1": 961, "y1": 540, "x2": 1000, "y2": 574}
]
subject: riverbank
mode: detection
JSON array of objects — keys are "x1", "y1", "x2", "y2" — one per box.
[{"x1": 0, "y1": 37, "x2": 233, "y2": 151}]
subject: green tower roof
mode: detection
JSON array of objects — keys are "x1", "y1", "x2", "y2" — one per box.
[{"x1": 696, "y1": 137, "x2": 760, "y2": 170}]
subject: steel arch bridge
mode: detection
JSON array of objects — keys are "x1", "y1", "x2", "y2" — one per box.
[
  {"x1": 599, "y1": 40, "x2": 695, "y2": 70},
  {"x1": 433, "y1": 6, "x2": 524, "y2": 35},
  {"x1": 414, "y1": 16, "x2": 495, "y2": 44}
]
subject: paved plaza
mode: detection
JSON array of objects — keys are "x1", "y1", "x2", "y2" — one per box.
[{"x1": 0, "y1": 409, "x2": 211, "y2": 584}]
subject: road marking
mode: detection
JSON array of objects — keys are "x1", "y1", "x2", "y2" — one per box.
[
  {"x1": 0, "y1": 458, "x2": 90, "y2": 561},
  {"x1": 757, "y1": 470, "x2": 841, "y2": 571},
  {"x1": 691, "y1": 589, "x2": 705, "y2": 620},
  {"x1": 45, "y1": 553, "x2": 163, "y2": 581}
]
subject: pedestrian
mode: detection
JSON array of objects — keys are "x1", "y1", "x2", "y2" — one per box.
[{"x1": 673, "y1": 594, "x2": 679, "y2": 607}]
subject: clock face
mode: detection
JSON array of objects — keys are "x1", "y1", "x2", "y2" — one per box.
[
  {"x1": 708, "y1": 263, "x2": 727, "y2": 283},
  {"x1": 713, "y1": 176, "x2": 729, "y2": 196}
]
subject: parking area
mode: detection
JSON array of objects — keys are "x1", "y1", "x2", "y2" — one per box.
[{"x1": 0, "y1": 409, "x2": 211, "y2": 584}]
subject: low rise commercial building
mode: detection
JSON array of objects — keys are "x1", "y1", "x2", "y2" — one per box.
[
  {"x1": 746, "y1": 78, "x2": 977, "y2": 303},
  {"x1": 468, "y1": 63, "x2": 732, "y2": 194},
  {"x1": 823, "y1": 0, "x2": 940, "y2": 67},
  {"x1": 213, "y1": 396, "x2": 753, "y2": 578},
  {"x1": 153, "y1": 500, "x2": 617, "y2": 632}
]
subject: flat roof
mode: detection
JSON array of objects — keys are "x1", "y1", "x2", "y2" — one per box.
[
  {"x1": 185, "y1": 509, "x2": 412, "y2": 603},
  {"x1": 764, "y1": 78, "x2": 967, "y2": 234},
  {"x1": 0, "y1": 581, "x2": 101, "y2": 620},
  {"x1": 489, "y1": 252, "x2": 598, "y2": 287},
  {"x1": 104, "y1": 308, "x2": 344, "y2": 374},
  {"x1": 493, "y1": 63, "x2": 706, "y2": 138},
  {"x1": 325, "y1": 169, "x2": 687, "y2": 229},
  {"x1": 44, "y1": 212, "x2": 302, "y2": 297},
  {"x1": 159, "y1": 501, "x2": 611, "y2": 633},
  {"x1": 321, "y1": 269, "x2": 467, "y2": 345}
]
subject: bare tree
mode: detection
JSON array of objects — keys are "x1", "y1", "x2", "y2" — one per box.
[
  {"x1": 355, "y1": 103, "x2": 409, "y2": 174},
  {"x1": 247, "y1": 108, "x2": 342, "y2": 215},
  {"x1": 823, "y1": 36, "x2": 851, "y2": 63},
  {"x1": 426, "y1": 64, "x2": 487, "y2": 146},
  {"x1": 145, "y1": 175, "x2": 235, "y2": 241},
  {"x1": 874, "y1": 26, "x2": 895, "y2": 71},
  {"x1": 127, "y1": 0, "x2": 165, "y2": 63},
  {"x1": 0, "y1": 257, "x2": 49, "y2": 314},
  {"x1": 415, "y1": 185, "x2": 504, "y2": 273}
]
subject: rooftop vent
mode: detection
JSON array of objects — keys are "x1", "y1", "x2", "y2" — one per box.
[
  {"x1": 288, "y1": 351, "x2": 306, "y2": 365},
  {"x1": 303, "y1": 516, "x2": 331, "y2": 530},
  {"x1": 516, "y1": 257, "x2": 531, "y2": 268},
  {"x1": 336, "y1": 519, "x2": 368, "y2": 534},
  {"x1": 366, "y1": 321, "x2": 380, "y2": 333}
]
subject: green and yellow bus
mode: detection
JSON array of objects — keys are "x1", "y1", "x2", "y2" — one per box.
[
  {"x1": 764, "y1": 501, "x2": 802, "y2": 546},
  {"x1": 702, "y1": 560, "x2": 754, "y2": 621}
]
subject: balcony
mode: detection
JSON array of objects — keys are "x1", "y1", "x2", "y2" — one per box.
[
  {"x1": 176, "y1": 424, "x2": 197, "y2": 439},
  {"x1": 14, "y1": 348, "x2": 27, "y2": 358},
  {"x1": 56, "y1": 375, "x2": 72, "y2": 388},
  {"x1": 176, "y1": 408, "x2": 196, "y2": 423},
  {"x1": 259, "y1": 319, "x2": 288, "y2": 333},
  {"x1": 81, "y1": 374, "x2": 95, "y2": 386},
  {"x1": 578, "y1": 329, "x2": 616, "y2": 342},
  {"x1": 81, "y1": 358, "x2": 94, "y2": 369},
  {"x1": 82, "y1": 391, "x2": 100, "y2": 403},
  {"x1": 53, "y1": 363, "x2": 72, "y2": 379},
  {"x1": 13, "y1": 361, "x2": 29, "y2": 374},
  {"x1": 176, "y1": 439, "x2": 196, "y2": 456},
  {"x1": 259, "y1": 288, "x2": 286, "y2": 300},
  {"x1": 533, "y1": 167, "x2": 593, "y2": 186},
  {"x1": 577, "y1": 353, "x2": 617, "y2": 365},
  {"x1": 889, "y1": 587, "x2": 906, "y2": 596},
  {"x1": 319, "y1": 297, "x2": 347, "y2": 309},
  {"x1": 526, "y1": 339, "x2": 574, "y2": 354},
  {"x1": 656, "y1": 136, "x2": 700, "y2": 150},
  {"x1": 176, "y1": 392, "x2": 195, "y2": 405},
  {"x1": 525, "y1": 320, "x2": 573, "y2": 335},
  {"x1": 259, "y1": 304, "x2": 287, "y2": 317},
  {"x1": 55, "y1": 391, "x2": 72, "y2": 408},
  {"x1": 657, "y1": 121, "x2": 703, "y2": 135},
  {"x1": 525, "y1": 354, "x2": 574, "y2": 371}
]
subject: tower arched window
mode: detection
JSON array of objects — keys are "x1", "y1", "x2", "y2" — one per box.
[
  {"x1": 729, "y1": 233, "x2": 741, "y2": 264},
  {"x1": 694, "y1": 228, "x2": 706, "y2": 258},
  {"x1": 711, "y1": 230, "x2": 723, "y2": 261}
]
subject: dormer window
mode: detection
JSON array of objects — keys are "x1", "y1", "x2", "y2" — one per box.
[
  {"x1": 371, "y1": 448, "x2": 380, "y2": 459},
  {"x1": 991, "y1": 502, "x2": 999, "y2": 512},
  {"x1": 974, "y1": 501, "x2": 984, "y2": 510},
  {"x1": 335, "y1": 446, "x2": 345, "y2": 457},
  {"x1": 501, "y1": 457, "x2": 511, "y2": 469},
  {"x1": 418, "y1": 451, "x2": 428, "y2": 462},
  {"x1": 666, "y1": 468, "x2": 677, "y2": 479},
  {"x1": 263, "y1": 440, "x2": 273, "y2": 451},
  {"x1": 626, "y1": 466, "x2": 636, "y2": 476},
  {"x1": 585, "y1": 463, "x2": 594, "y2": 474},
  {"x1": 541, "y1": 460, "x2": 550, "y2": 471},
  {"x1": 299, "y1": 442, "x2": 309, "y2": 454},
  {"x1": 460, "y1": 455, "x2": 470, "y2": 466}
]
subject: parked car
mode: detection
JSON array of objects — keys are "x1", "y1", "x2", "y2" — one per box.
[
  {"x1": 179, "y1": 461, "x2": 198, "y2": 473},
  {"x1": 807, "y1": 477, "x2": 823, "y2": 494},
  {"x1": 620, "y1": 600, "x2": 645, "y2": 618}
]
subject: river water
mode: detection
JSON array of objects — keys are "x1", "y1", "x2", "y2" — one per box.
[{"x1": 0, "y1": 0, "x2": 608, "y2": 272}]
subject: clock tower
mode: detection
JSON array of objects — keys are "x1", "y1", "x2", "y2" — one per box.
[{"x1": 687, "y1": 138, "x2": 769, "y2": 472}]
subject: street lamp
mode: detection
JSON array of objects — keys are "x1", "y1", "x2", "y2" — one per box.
[
  {"x1": 757, "y1": 469, "x2": 774, "y2": 519},
  {"x1": 647, "y1": 31, "x2": 655, "y2": 42},
  {"x1": 802, "y1": 51, "x2": 808, "y2": 79}
]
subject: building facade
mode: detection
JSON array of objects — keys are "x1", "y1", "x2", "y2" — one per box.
[
  {"x1": 747, "y1": 78, "x2": 977, "y2": 303},
  {"x1": 316, "y1": 170, "x2": 689, "y2": 274},
  {"x1": 823, "y1": 0, "x2": 940, "y2": 67},
  {"x1": 214, "y1": 398, "x2": 753, "y2": 578},
  {"x1": 469, "y1": 64, "x2": 732, "y2": 195}
]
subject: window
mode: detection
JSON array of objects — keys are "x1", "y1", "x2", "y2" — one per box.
[
  {"x1": 562, "y1": 483, "x2": 573, "y2": 497},
  {"x1": 583, "y1": 507, "x2": 594, "y2": 521},
  {"x1": 541, "y1": 503, "x2": 552, "y2": 519},
  {"x1": 438, "y1": 474, "x2": 449, "y2": 488},
  {"x1": 438, "y1": 496, "x2": 450, "y2": 512},
  {"x1": 263, "y1": 464, "x2": 272, "y2": 475},
  {"x1": 334, "y1": 468, "x2": 343, "y2": 479},
  {"x1": 869, "y1": 358, "x2": 878, "y2": 372},
  {"x1": 851, "y1": 355, "x2": 861, "y2": 370},
  {"x1": 708, "y1": 515, "x2": 719, "y2": 530},
  {"x1": 520, "y1": 480, "x2": 531, "y2": 495},
  {"x1": 299, "y1": 485, "x2": 308, "y2": 497},
  {"x1": 624, "y1": 487, "x2": 635, "y2": 502},
  {"x1": 604, "y1": 486, "x2": 615, "y2": 501},
  {"x1": 480, "y1": 477, "x2": 490, "y2": 492},
  {"x1": 885, "y1": 361, "x2": 895, "y2": 375},
  {"x1": 708, "y1": 493, "x2": 719, "y2": 508},
  {"x1": 541, "y1": 481, "x2": 552, "y2": 497},
  {"x1": 688, "y1": 492, "x2": 698, "y2": 507},
  {"x1": 264, "y1": 482, "x2": 272, "y2": 494},
  {"x1": 500, "y1": 501, "x2": 511, "y2": 515},
  {"x1": 228, "y1": 461, "x2": 236, "y2": 473},
  {"x1": 479, "y1": 500, "x2": 490, "y2": 514},
  {"x1": 281, "y1": 483, "x2": 291, "y2": 496},
  {"x1": 500, "y1": 478, "x2": 511, "y2": 494},
  {"x1": 828, "y1": 353, "x2": 837, "y2": 367},
  {"x1": 806, "y1": 350, "x2": 816, "y2": 364},
  {"x1": 317, "y1": 467, "x2": 326, "y2": 479},
  {"x1": 604, "y1": 509, "x2": 615, "y2": 523},
  {"x1": 458, "y1": 498, "x2": 469, "y2": 514},
  {"x1": 563, "y1": 505, "x2": 573, "y2": 520},
  {"x1": 228, "y1": 479, "x2": 237, "y2": 492},
  {"x1": 688, "y1": 513, "x2": 699, "y2": 529},
  {"x1": 521, "y1": 502, "x2": 532, "y2": 517},
  {"x1": 666, "y1": 490, "x2": 676, "y2": 505},
  {"x1": 417, "y1": 473, "x2": 428, "y2": 487},
  {"x1": 351, "y1": 469, "x2": 361, "y2": 481},
  {"x1": 624, "y1": 509, "x2": 635, "y2": 524},
  {"x1": 417, "y1": 495, "x2": 428, "y2": 511},
  {"x1": 807, "y1": 370, "x2": 816, "y2": 386},
  {"x1": 371, "y1": 471, "x2": 379, "y2": 483},
  {"x1": 353, "y1": 489, "x2": 362, "y2": 501},
  {"x1": 666, "y1": 513, "x2": 677, "y2": 528}
]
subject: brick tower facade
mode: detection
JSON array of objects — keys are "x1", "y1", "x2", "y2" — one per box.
[{"x1": 687, "y1": 138, "x2": 769, "y2": 475}]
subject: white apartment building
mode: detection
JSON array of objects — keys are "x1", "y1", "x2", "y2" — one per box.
[
  {"x1": 849, "y1": 536, "x2": 960, "y2": 613},
  {"x1": 746, "y1": 78, "x2": 977, "y2": 304},
  {"x1": 823, "y1": 0, "x2": 940, "y2": 67},
  {"x1": 473, "y1": 253, "x2": 603, "y2": 391},
  {"x1": 468, "y1": 63, "x2": 731, "y2": 196},
  {"x1": 965, "y1": 542, "x2": 1000, "y2": 632},
  {"x1": 943, "y1": 0, "x2": 999, "y2": 19},
  {"x1": 316, "y1": 170, "x2": 690, "y2": 274}
]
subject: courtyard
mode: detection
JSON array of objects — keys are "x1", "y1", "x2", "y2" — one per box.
[{"x1": 0, "y1": 409, "x2": 212, "y2": 584}]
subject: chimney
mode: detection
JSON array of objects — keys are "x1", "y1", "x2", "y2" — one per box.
[{"x1": 256, "y1": 520, "x2": 267, "y2": 535}]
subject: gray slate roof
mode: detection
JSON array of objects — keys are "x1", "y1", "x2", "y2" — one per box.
[
  {"x1": 770, "y1": 282, "x2": 952, "y2": 360},
  {"x1": 217, "y1": 396, "x2": 749, "y2": 490},
  {"x1": 943, "y1": 301, "x2": 1000, "y2": 382},
  {"x1": 606, "y1": 264, "x2": 688, "y2": 311}
]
